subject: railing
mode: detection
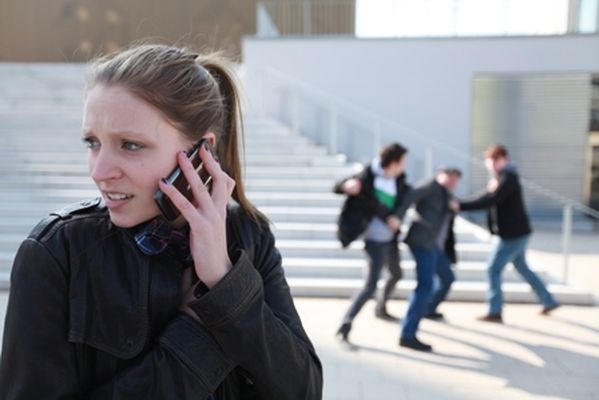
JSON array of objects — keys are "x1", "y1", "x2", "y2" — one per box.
[
  {"x1": 256, "y1": 0, "x2": 599, "y2": 38},
  {"x1": 591, "y1": 109, "x2": 599, "y2": 131},
  {"x1": 251, "y1": 66, "x2": 599, "y2": 284},
  {"x1": 257, "y1": 1, "x2": 355, "y2": 37}
]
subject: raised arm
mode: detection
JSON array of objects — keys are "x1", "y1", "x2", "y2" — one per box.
[
  {"x1": 393, "y1": 182, "x2": 436, "y2": 220},
  {"x1": 459, "y1": 172, "x2": 518, "y2": 211}
]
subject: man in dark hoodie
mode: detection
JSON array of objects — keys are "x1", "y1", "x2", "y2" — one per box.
[
  {"x1": 394, "y1": 167, "x2": 461, "y2": 352},
  {"x1": 459, "y1": 144, "x2": 559, "y2": 322},
  {"x1": 334, "y1": 143, "x2": 411, "y2": 342}
]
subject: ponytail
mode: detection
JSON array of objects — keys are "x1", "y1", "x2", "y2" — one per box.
[{"x1": 198, "y1": 55, "x2": 269, "y2": 227}]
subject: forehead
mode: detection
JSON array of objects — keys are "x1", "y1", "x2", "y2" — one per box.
[{"x1": 83, "y1": 85, "x2": 168, "y2": 137}]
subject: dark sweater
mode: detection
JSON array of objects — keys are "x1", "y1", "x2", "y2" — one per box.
[{"x1": 460, "y1": 164, "x2": 532, "y2": 239}]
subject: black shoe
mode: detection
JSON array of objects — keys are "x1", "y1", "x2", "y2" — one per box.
[
  {"x1": 541, "y1": 303, "x2": 560, "y2": 315},
  {"x1": 374, "y1": 308, "x2": 400, "y2": 322},
  {"x1": 477, "y1": 313, "x2": 503, "y2": 323},
  {"x1": 335, "y1": 322, "x2": 351, "y2": 342},
  {"x1": 424, "y1": 311, "x2": 444, "y2": 320},
  {"x1": 399, "y1": 337, "x2": 433, "y2": 352}
]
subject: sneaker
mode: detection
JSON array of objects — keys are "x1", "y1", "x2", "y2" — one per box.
[
  {"x1": 335, "y1": 322, "x2": 351, "y2": 343},
  {"x1": 374, "y1": 308, "x2": 400, "y2": 322},
  {"x1": 424, "y1": 311, "x2": 444, "y2": 320},
  {"x1": 476, "y1": 313, "x2": 503, "y2": 323},
  {"x1": 541, "y1": 303, "x2": 560, "y2": 315},
  {"x1": 399, "y1": 337, "x2": 433, "y2": 352}
]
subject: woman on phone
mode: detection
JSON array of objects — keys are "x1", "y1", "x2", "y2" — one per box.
[{"x1": 0, "y1": 43, "x2": 322, "y2": 399}]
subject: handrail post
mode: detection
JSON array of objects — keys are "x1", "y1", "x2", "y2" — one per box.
[
  {"x1": 372, "y1": 121, "x2": 382, "y2": 156},
  {"x1": 329, "y1": 106, "x2": 338, "y2": 155},
  {"x1": 561, "y1": 203, "x2": 573, "y2": 284},
  {"x1": 302, "y1": 1, "x2": 312, "y2": 35},
  {"x1": 290, "y1": 90, "x2": 300, "y2": 135},
  {"x1": 425, "y1": 145, "x2": 434, "y2": 180}
]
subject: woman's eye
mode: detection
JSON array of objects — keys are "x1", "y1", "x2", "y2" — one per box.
[
  {"x1": 122, "y1": 141, "x2": 144, "y2": 151},
  {"x1": 82, "y1": 137, "x2": 99, "y2": 150}
]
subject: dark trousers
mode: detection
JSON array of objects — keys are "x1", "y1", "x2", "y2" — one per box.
[{"x1": 342, "y1": 240, "x2": 402, "y2": 324}]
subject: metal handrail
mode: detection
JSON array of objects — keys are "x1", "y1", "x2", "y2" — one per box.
[
  {"x1": 253, "y1": 65, "x2": 599, "y2": 283},
  {"x1": 257, "y1": 66, "x2": 599, "y2": 218}
]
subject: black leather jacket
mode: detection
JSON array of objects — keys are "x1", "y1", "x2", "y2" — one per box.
[{"x1": 0, "y1": 198, "x2": 322, "y2": 399}]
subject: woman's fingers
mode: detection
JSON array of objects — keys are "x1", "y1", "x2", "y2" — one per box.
[
  {"x1": 198, "y1": 144, "x2": 235, "y2": 212},
  {"x1": 159, "y1": 143, "x2": 235, "y2": 222},
  {"x1": 158, "y1": 176, "x2": 202, "y2": 223},
  {"x1": 177, "y1": 150, "x2": 212, "y2": 211}
]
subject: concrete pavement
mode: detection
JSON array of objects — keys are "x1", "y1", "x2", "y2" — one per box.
[{"x1": 297, "y1": 298, "x2": 599, "y2": 400}]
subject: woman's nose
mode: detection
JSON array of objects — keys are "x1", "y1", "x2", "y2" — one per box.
[{"x1": 89, "y1": 149, "x2": 122, "y2": 182}]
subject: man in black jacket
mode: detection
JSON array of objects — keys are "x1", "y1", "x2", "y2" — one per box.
[
  {"x1": 334, "y1": 143, "x2": 410, "y2": 342},
  {"x1": 459, "y1": 144, "x2": 559, "y2": 322},
  {"x1": 394, "y1": 168, "x2": 461, "y2": 352}
]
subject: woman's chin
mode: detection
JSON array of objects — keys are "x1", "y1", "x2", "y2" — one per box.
[{"x1": 108, "y1": 210, "x2": 159, "y2": 228}]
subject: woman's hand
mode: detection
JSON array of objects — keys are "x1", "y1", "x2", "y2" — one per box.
[{"x1": 158, "y1": 143, "x2": 236, "y2": 288}]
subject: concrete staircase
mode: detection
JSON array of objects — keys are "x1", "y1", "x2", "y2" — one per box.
[{"x1": 0, "y1": 63, "x2": 594, "y2": 305}]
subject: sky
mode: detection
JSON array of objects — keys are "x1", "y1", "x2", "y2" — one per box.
[{"x1": 355, "y1": 0, "x2": 598, "y2": 38}]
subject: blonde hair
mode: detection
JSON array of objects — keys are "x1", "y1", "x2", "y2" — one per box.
[{"x1": 86, "y1": 43, "x2": 266, "y2": 225}]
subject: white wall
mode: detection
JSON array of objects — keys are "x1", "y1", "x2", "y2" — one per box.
[{"x1": 242, "y1": 34, "x2": 599, "y2": 205}]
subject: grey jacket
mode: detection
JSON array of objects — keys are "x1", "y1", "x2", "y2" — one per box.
[{"x1": 395, "y1": 180, "x2": 457, "y2": 260}]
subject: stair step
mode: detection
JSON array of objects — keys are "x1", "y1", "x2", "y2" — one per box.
[
  {"x1": 245, "y1": 179, "x2": 337, "y2": 192},
  {"x1": 271, "y1": 222, "x2": 485, "y2": 242},
  {"x1": 258, "y1": 206, "x2": 340, "y2": 223},
  {"x1": 275, "y1": 239, "x2": 491, "y2": 261},
  {"x1": 286, "y1": 278, "x2": 596, "y2": 305},
  {"x1": 282, "y1": 258, "x2": 551, "y2": 282},
  {"x1": 245, "y1": 165, "x2": 361, "y2": 179}
]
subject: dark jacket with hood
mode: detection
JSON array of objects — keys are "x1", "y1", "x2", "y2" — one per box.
[
  {"x1": 334, "y1": 163, "x2": 411, "y2": 248},
  {"x1": 459, "y1": 163, "x2": 532, "y2": 240},
  {"x1": 0, "y1": 198, "x2": 322, "y2": 400},
  {"x1": 394, "y1": 179, "x2": 457, "y2": 263}
]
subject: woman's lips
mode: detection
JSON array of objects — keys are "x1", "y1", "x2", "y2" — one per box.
[{"x1": 103, "y1": 191, "x2": 134, "y2": 208}]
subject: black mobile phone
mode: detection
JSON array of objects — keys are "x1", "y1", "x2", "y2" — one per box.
[{"x1": 154, "y1": 139, "x2": 213, "y2": 222}]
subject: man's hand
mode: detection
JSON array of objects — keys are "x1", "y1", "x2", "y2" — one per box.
[
  {"x1": 449, "y1": 199, "x2": 460, "y2": 212},
  {"x1": 386, "y1": 215, "x2": 401, "y2": 232},
  {"x1": 487, "y1": 178, "x2": 499, "y2": 193},
  {"x1": 342, "y1": 178, "x2": 362, "y2": 196}
]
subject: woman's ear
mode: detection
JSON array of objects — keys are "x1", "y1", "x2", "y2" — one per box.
[{"x1": 202, "y1": 131, "x2": 217, "y2": 147}]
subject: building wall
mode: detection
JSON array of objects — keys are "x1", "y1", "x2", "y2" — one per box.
[
  {"x1": 471, "y1": 73, "x2": 592, "y2": 213},
  {"x1": 0, "y1": 0, "x2": 257, "y2": 62},
  {"x1": 242, "y1": 35, "x2": 599, "y2": 210}
]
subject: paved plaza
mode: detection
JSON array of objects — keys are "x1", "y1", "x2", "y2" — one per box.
[
  {"x1": 0, "y1": 292, "x2": 597, "y2": 399},
  {"x1": 298, "y1": 298, "x2": 599, "y2": 400}
]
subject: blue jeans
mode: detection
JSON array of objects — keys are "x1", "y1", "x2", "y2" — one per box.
[
  {"x1": 401, "y1": 245, "x2": 437, "y2": 339},
  {"x1": 342, "y1": 240, "x2": 401, "y2": 323},
  {"x1": 487, "y1": 234, "x2": 558, "y2": 314},
  {"x1": 427, "y1": 251, "x2": 455, "y2": 314}
]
